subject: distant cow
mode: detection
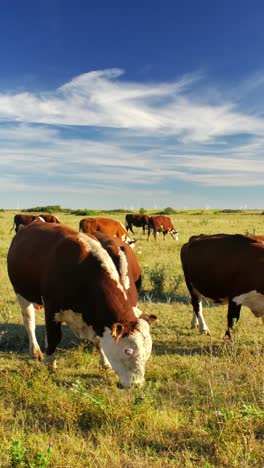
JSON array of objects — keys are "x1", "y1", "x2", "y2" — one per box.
[
  {"x1": 181, "y1": 233, "x2": 264, "y2": 337},
  {"x1": 92, "y1": 231, "x2": 142, "y2": 308},
  {"x1": 79, "y1": 217, "x2": 136, "y2": 247},
  {"x1": 125, "y1": 214, "x2": 150, "y2": 235},
  {"x1": 11, "y1": 214, "x2": 45, "y2": 233},
  {"x1": 7, "y1": 222, "x2": 156, "y2": 387},
  {"x1": 40, "y1": 214, "x2": 60, "y2": 224},
  {"x1": 147, "y1": 215, "x2": 178, "y2": 240},
  {"x1": 11, "y1": 213, "x2": 60, "y2": 233}
]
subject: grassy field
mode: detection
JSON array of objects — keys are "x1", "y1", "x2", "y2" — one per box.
[{"x1": 0, "y1": 210, "x2": 263, "y2": 467}]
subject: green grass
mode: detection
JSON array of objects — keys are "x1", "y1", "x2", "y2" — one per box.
[{"x1": 0, "y1": 210, "x2": 263, "y2": 467}]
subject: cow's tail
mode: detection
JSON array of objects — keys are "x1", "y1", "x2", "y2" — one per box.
[{"x1": 9, "y1": 220, "x2": 16, "y2": 233}]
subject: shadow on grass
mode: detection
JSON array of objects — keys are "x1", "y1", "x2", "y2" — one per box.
[
  {"x1": 0, "y1": 321, "x2": 226, "y2": 360},
  {"x1": 0, "y1": 322, "x2": 85, "y2": 353}
]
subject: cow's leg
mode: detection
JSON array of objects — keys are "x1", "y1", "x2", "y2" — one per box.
[
  {"x1": 94, "y1": 336, "x2": 112, "y2": 369},
  {"x1": 16, "y1": 294, "x2": 43, "y2": 360},
  {"x1": 191, "y1": 310, "x2": 199, "y2": 329},
  {"x1": 44, "y1": 307, "x2": 62, "y2": 369},
  {"x1": 147, "y1": 227, "x2": 151, "y2": 240},
  {"x1": 193, "y1": 298, "x2": 211, "y2": 335},
  {"x1": 225, "y1": 300, "x2": 241, "y2": 339},
  {"x1": 185, "y1": 281, "x2": 211, "y2": 335}
]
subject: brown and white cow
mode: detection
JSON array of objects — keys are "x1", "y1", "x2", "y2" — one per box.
[
  {"x1": 125, "y1": 214, "x2": 150, "y2": 235},
  {"x1": 7, "y1": 222, "x2": 155, "y2": 387},
  {"x1": 147, "y1": 215, "x2": 178, "y2": 241},
  {"x1": 92, "y1": 231, "x2": 142, "y2": 309},
  {"x1": 40, "y1": 214, "x2": 60, "y2": 224},
  {"x1": 11, "y1": 214, "x2": 44, "y2": 233},
  {"x1": 11, "y1": 213, "x2": 60, "y2": 233},
  {"x1": 79, "y1": 217, "x2": 136, "y2": 248},
  {"x1": 181, "y1": 233, "x2": 264, "y2": 337}
]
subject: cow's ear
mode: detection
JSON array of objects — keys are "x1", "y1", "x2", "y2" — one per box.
[
  {"x1": 140, "y1": 313, "x2": 158, "y2": 325},
  {"x1": 112, "y1": 323, "x2": 125, "y2": 342}
]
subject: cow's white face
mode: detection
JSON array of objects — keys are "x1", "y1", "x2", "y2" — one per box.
[
  {"x1": 100, "y1": 318, "x2": 152, "y2": 387},
  {"x1": 171, "y1": 230, "x2": 179, "y2": 240}
]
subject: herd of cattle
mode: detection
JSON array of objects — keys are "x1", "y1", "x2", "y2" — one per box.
[{"x1": 5, "y1": 212, "x2": 264, "y2": 388}]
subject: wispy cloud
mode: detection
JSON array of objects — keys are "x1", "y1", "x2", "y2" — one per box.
[
  {"x1": 1, "y1": 68, "x2": 264, "y2": 208},
  {"x1": 1, "y1": 68, "x2": 264, "y2": 142}
]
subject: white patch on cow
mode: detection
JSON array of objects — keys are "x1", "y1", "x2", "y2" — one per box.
[
  {"x1": 16, "y1": 294, "x2": 43, "y2": 360},
  {"x1": 233, "y1": 290, "x2": 264, "y2": 318},
  {"x1": 171, "y1": 230, "x2": 179, "y2": 240},
  {"x1": 78, "y1": 233, "x2": 127, "y2": 298},
  {"x1": 118, "y1": 248, "x2": 130, "y2": 291},
  {"x1": 100, "y1": 318, "x2": 152, "y2": 387},
  {"x1": 133, "y1": 306, "x2": 143, "y2": 318},
  {"x1": 55, "y1": 310, "x2": 97, "y2": 340},
  {"x1": 55, "y1": 309, "x2": 112, "y2": 368},
  {"x1": 190, "y1": 298, "x2": 211, "y2": 335},
  {"x1": 38, "y1": 216, "x2": 45, "y2": 223}
]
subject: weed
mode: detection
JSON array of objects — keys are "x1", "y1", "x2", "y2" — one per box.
[{"x1": 10, "y1": 439, "x2": 53, "y2": 468}]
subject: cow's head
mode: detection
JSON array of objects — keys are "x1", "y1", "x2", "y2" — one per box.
[
  {"x1": 100, "y1": 313, "x2": 156, "y2": 388},
  {"x1": 171, "y1": 230, "x2": 179, "y2": 240}
]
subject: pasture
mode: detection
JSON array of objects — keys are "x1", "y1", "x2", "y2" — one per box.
[{"x1": 0, "y1": 210, "x2": 263, "y2": 467}]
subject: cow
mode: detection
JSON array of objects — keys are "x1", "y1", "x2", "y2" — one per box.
[
  {"x1": 92, "y1": 231, "x2": 142, "y2": 308},
  {"x1": 7, "y1": 222, "x2": 156, "y2": 388},
  {"x1": 181, "y1": 233, "x2": 264, "y2": 338},
  {"x1": 10, "y1": 214, "x2": 44, "y2": 233},
  {"x1": 125, "y1": 214, "x2": 150, "y2": 235},
  {"x1": 40, "y1": 214, "x2": 60, "y2": 224},
  {"x1": 11, "y1": 213, "x2": 60, "y2": 233},
  {"x1": 79, "y1": 217, "x2": 136, "y2": 248},
  {"x1": 147, "y1": 215, "x2": 179, "y2": 241}
]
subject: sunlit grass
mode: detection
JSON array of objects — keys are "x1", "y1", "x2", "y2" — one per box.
[{"x1": 0, "y1": 210, "x2": 263, "y2": 467}]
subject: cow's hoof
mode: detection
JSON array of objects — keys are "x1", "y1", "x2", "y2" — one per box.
[
  {"x1": 201, "y1": 329, "x2": 211, "y2": 336},
  {"x1": 32, "y1": 350, "x2": 44, "y2": 361}
]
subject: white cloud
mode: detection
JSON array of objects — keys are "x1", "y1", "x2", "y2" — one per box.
[
  {"x1": 1, "y1": 69, "x2": 264, "y2": 208},
  {"x1": 1, "y1": 68, "x2": 264, "y2": 143}
]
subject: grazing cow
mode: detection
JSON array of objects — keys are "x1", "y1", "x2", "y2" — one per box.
[
  {"x1": 11, "y1": 213, "x2": 60, "y2": 233},
  {"x1": 7, "y1": 222, "x2": 156, "y2": 387},
  {"x1": 11, "y1": 214, "x2": 46, "y2": 233},
  {"x1": 92, "y1": 231, "x2": 142, "y2": 308},
  {"x1": 79, "y1": 217, "x2": 136, "y2": 248},
  {"x1": 41, "y1": 214, "x2": 60, "y2": 224},
  {"x1": 125, "y1": 214, "x2": 150, "y2": 235},
  {"x1": 181, "y1": 233, "x2": 264, "y2": 337},
  {"x1": 147, "y1": 215, "x2": 179, "y2": 240}
]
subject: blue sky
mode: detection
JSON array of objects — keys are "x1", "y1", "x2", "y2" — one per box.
[{"x1": 1, "y1": 0, "x2": 264, "y2": 210}]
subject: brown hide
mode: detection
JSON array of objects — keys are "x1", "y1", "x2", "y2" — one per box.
[
  {"x1": 79, "y1": 217, "x2": 134, "y2": 243},
  {"x1": 181, "y1": 233, "x2": 264, "y2": 299},
  {"x1": 41, "y1": 214, "x2": 60, "y2": 223},
  {"x1": 125, "y1": 214, "x2": 150, "y2": 234},
  {"x1": 148, "y1": 215, "x2": 178, "y2": 240},
  {"x1": 92, "y1": 231, "x2": 142, "y2": 307},
  {"x1": 7, "y1": 222, "x2": 137, "y2": 344},
  {"x1": 181, "y1": 233, "x2": 264, "y2": 334}
]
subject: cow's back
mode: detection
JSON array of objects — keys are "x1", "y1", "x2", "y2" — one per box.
[
  {"x1": 8, "y1": 223, "x2": 77, "y2": 303},
  {"x1": 181, "y1": 233, "x2": 264, "y2": 298}
]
